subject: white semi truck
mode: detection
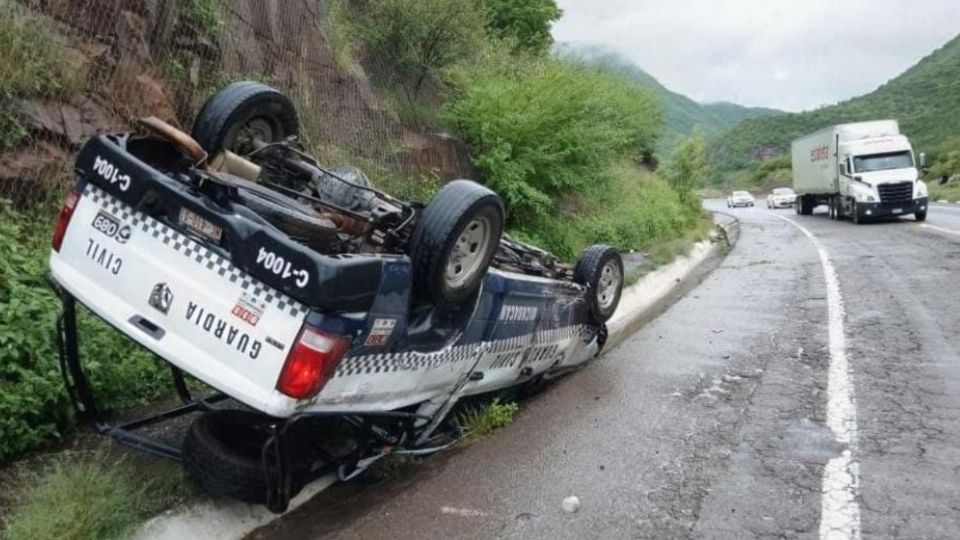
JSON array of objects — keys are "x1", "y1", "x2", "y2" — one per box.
[{"x1": 791, "y1": 120, "x2": 928, "y2": 223}]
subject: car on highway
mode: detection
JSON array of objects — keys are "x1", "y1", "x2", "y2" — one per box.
[
  {"x1": 766, "y1": 187, "x2": 797, "y2": 209},
  {"x1": 727, "y1": 191, "x2": 756, "y2": 208},
  {"x1": 47, "y1": 82, "x2": 624, "y2": 512}
]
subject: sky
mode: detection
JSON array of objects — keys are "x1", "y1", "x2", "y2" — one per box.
[{"x1": 553, "y1": 0, "x2": 960, "y2": 112}]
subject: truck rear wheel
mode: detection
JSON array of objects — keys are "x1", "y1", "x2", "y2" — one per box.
[
  {"x1": 192, "y1": 81, "x2": 299, "y2": 157},
  {"x1": 410, "y1": 180, "x2": 504, "y2": 305}
]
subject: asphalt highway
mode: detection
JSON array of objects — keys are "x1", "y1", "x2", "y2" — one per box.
[{"x1": 248, "y1": 201, "x2": 960, "y2": 539}]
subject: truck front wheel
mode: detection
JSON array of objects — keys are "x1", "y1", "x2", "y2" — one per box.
[
  {"x1": 852, "y1": 202, "x2": 862, "y2": 224},
  {"x1": 915, "y1": 209, "x2": 927, "y2": 222}
]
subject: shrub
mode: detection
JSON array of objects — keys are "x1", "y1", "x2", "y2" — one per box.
[
  {"x1": 930, "y1": 137, "x2": 960, "y2": 180},
  {"x1": 443, "y1": 50, "x2": 662, "y2": 227},
  {"x1": 664, "y1": 130, "x2": 710, "y2": 208},
  {"x1": 514, "y1": 163, "x2": 702, "y2": 259},
  {"x1": 0, "y1": 203, "x2": 170, "y2": 459},
  {"x1": 456, "y1": 398, "x2": 519, "y2": 439}
]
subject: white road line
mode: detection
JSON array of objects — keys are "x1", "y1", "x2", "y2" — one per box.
[
  {"x1": 778, "y1": 216, "x2": 861, "y2": 540},
  {"x1": 920, "y1": 223, "x2": 960, "y2": 237}
]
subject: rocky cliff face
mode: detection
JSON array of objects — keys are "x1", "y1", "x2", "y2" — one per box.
[{"x1": 3, "y1": 0, "x2": 473, "y2": 205}]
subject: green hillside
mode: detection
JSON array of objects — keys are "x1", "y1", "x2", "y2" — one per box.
[
  {"x1": 710, "y1": 33, "x2": 960, "y2": 179},
  {"x1": 560, "y1": 45, "x2": 781, "y2": 153}
]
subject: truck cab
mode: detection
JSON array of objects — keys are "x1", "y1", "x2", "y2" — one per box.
[{"x1": 838, "y1": 134, "x2": 928, "y2": 220}]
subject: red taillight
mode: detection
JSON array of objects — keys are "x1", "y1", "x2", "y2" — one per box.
[
  {"x1": 52, "y1": 189, "x2": 82, "y2": 252},
  {"x1": 276, "y1": 326, "x2": 351, "y2": 399}
]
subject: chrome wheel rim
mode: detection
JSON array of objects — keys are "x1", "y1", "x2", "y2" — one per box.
[
  {"x1": 596, "y1": 261, "x2": 622, "y2": 311},
  {"x1": 444, "y1": 216, "x2": 491, "y2": 290}
]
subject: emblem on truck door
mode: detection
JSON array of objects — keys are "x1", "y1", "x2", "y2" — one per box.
[{"x1": 149, "y1": 283, "x2": 174, "y2": 315}]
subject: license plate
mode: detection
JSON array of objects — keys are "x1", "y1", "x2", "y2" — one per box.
[
  {"x1": 179, "y1": 207, "x2": 222, "y2": 241},
  {"x1": 892, "y1": 208, "x2": 903, "y2": 215}
]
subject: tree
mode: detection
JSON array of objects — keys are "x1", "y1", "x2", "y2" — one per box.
[
  {"x1": 482, "y1": 0, "x2": 562, "y2": 55},
  {"x1": 665, "y1": 130, "x2": 710, "y2": 206},
  {"x1": 354, "y1": 0, "x2": 486, "y2": 99}
]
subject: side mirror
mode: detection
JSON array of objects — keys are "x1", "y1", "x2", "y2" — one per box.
[
  {"x1": 839, "y1": 162, "x2": 849, "y2": 176},
  {"x1": 919, "y1": 152, "x2": 927, "y2": 168}
]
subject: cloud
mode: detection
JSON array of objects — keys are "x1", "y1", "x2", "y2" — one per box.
[{"x1": 553, "y1": 0, "x2": 960, "y2": 111}]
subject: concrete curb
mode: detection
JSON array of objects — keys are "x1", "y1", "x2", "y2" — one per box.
[
  {"x1": 606, "y1": 214, "x2": 738, "y2": 350},
  {"x1": 131, "y1": 214, "x2": 740, "y2": 540}
]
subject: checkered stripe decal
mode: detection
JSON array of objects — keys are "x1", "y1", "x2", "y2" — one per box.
[
  {"x1": 85, "y1": 185, "x2": 307, "y2": 318},
  {"x1": 335, "y1": 324, "x2": 592, "y2": 378}
]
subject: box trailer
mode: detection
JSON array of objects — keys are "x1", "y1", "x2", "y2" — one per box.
[{"x1": 791, "y1": 120, "x2": 928, "y2": 223}]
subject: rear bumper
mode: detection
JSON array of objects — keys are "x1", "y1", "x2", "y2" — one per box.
[
  {"x1": 857, "y1": 197, "x2": 928, "y2": 218},
  {"x1": 770, "y1": 200, "x2": 795, "y2": 208}
]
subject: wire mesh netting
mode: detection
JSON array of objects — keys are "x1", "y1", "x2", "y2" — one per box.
[{"x1": 1, "y1": 0, "x2": 476, "y2": 208}]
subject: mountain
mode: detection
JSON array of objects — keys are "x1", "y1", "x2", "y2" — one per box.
[
  {"x1": 709, "y1": 33, "x2": 960, "y2": 177},
  {"x1": 558, "y1": 44, "x2": 781, "y2": 154}
]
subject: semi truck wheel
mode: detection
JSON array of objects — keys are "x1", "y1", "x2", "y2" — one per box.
[
  {"x1": 915, "y1": 209, "x2": 927, "y2": 221},
  {"x1": 852, "y1": 202, "x2": 862, "y2": 224}
]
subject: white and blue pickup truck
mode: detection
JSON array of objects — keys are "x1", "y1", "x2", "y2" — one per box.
[{"x1": 48, "y1": 82, "x2": 624, "y2": 511}]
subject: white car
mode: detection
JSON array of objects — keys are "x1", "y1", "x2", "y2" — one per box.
[
  {"x1": 766, "y1": 187, "x2": 797, "y2": 209},
  {"x1": 727, "y1": 191, "x2": 755, "y2": 208}
]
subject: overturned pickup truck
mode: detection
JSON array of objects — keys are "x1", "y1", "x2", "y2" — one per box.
[{"x1": 48, "y1": 82, "x2": 623, "y2": 512}]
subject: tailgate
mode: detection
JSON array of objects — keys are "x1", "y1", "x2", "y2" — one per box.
[{"x1": 50, "y1": 184, "x2": 307, "y2": 416}]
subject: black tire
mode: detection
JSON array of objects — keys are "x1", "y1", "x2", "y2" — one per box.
[
  {"x1": 798, "y1": 195, "x2": 814, "y2": 215},
  {"x1": 192, "y1": 81, "x2": 299, "y2": 156},
  {"x1": 852, "y1": 202, "x2": 862, "y2": 224},
  {"x1": 409, "y1": 180, "x2": 504, "y2": 305},
  {"x1": 915, "y1": 209, "x2": 927, "y2": 221},
  {"x1": 183, "y1": 410, "x2": 309, "y2": 504},
  {"x1": 828, "y1": 198, "x2": 837, "y2": 220},
  {"x1": 574, "y1": 245, "x2": 624, "y2": 323}
]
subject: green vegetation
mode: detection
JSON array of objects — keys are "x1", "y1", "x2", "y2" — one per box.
[
  {"x1": 444, "y1": 51, "x2": 661, "y2": 219},
  {"x1": 182, "y1": 0, "x2": 223, "y2": 35},
  {"x1": 349, "y1": 0, "x2": 487, "y2": 99},
  {"x1": 563, "y1": 46, "x2": 781, "y2": 155},
  {"x1": 718, "y1": 154, "x2": 793, "y2": 191},
  {"x1": 929, "y1": 137, "x2": 960, "y2": 181},
  {"x1": 456, "y1": 398, "x2": 520, "y2": 439},
  {"x1": 482, "y1": 0, "x2": 563, "y2": 55},
  {"x1": 623, "y1": 215, "x2": 714, "y2": 286},
  {"x1": 3, "y1": 457, "x2": 192, "y2": 540},
  {"x1": 0, "y1": 0, "x2": 82, "y2": 149},
  {"x1": 0, "y1": 202, "x2": 170, "y2": 459},
  {"x1": 709, "y1": 33, "x2": 960, "y2": 180},
  {"x1": 664, "y1": 130, "x2": 709, "y2": 207},
  {"x1": 443, "y1": 47, "x2": 688, "y2": 257}
]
